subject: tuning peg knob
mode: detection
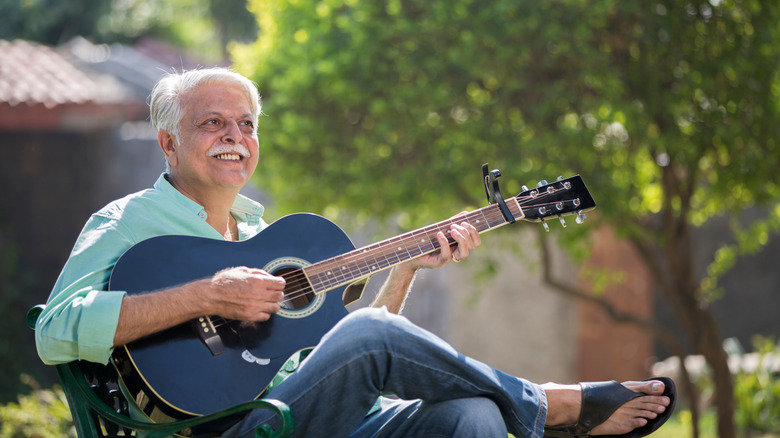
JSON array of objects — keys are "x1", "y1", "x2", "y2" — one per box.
[
  {"x1": 575, "y1": 211, "x2": 587, "y2": 224},
  {"x1": 536, "y1": 180, "x2": 549, "y2": 188},
  {"x1": 558, "y1": 215, "x2": 567, "y2": 228},
  {"x1": 521, "y1": 185, "x2": 529, "y2": 191},
  {"x1": 541, "y1": 220, "x2": 550, "y2": 232}
]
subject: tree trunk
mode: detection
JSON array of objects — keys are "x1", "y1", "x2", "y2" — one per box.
[
  {"x1": 655, "y1": 159, "x2": 736, "y2": 438},
  {"x1": 694, "y1": 304, "x2": 736, "y2": 438},
  {"x1": 640, "y1": 233, "x2": 736, "y2": 438},
  {"x1": 658, "y1": 199, "x2": 736, "y2": 437}
]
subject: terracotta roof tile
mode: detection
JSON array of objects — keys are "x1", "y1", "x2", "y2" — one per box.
[{"x1": 0, "y1": 39, "x2": 126, "y2": 108}]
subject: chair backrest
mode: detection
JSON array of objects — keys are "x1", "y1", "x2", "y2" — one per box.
[{"x1": 27, "y1": 305, "x2": 295, "y2": 438}]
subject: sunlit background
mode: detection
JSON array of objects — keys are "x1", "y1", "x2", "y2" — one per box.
[{"x1": 1, "y1": 1, "x2": 779, "y2": 437}]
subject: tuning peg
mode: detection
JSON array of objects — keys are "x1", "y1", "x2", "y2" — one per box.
[
  {"x1": 541, "y1": 219, "x2": 550, "y2": 232},
  {"x1": 557, "y1": 176, "x2": 564, "y2": 181},
  {"x1": 575, "y1": 211, "x2": 587, "y2": 224},
  {"x1": 558, "y1": 215, "x2": 567, "y2": 228},
  {"x1": 536, "y1": 180, "x2": 549, "y2": 188},
  {"x1": 521, "y1": 184, "x2": 529, "y2": 191}
]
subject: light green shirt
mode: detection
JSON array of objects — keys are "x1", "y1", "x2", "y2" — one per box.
[
  {"x1": 35, "y1": 173, "x2": 268, "y2": 365},
  {"x1": 36, "y1": 173, "x2": 380, "y2": 427}
]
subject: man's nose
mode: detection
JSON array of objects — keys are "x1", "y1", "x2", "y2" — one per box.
[{"x1": 221, "y1": 119, "x2": 243, "y2": 144}]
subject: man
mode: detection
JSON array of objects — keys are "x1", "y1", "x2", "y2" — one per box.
[{"x1": 36, "y1": 67, "x2": 672, "y2": 437}]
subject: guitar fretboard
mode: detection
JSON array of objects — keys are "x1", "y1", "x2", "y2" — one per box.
[{"x1": 304, "y1": 200, "x2": 522, "y2": 294}]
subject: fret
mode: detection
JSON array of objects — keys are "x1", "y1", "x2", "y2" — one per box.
[
  {"x1": 352, "y1": 249, "x2": 373, "y2": 279},
  {"x1": 304, "y1": 201, "x2": 518, "y2": 294},
  {"x1": 312, "y1": 176, "x2": 589, "y2": 295}
]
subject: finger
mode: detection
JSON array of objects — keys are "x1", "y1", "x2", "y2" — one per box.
[
  {"x1": 449, "y1": 225, "x2": 472, "y2": 258},
  {"x1": 255, "y1": 300, "x2": 282, "y2": 319},
  {"x1": 271, "y1": 289, "x2": 285, "y2": 302},
  {"x1": 263, "y1": 301, "x2": 281, "y2": 315},
  {"x1": 461, "y1": 221, "x2": 481, "y2": 246},
  {"x1": 267, "y1": 276, "x2": 287, "y2": 289},
  {"x1": 250, "y1": 272, "x2": 286, "y2": 289},
  {"x1": 435, "y1": 231, "x2": 452, "y2": 259}
]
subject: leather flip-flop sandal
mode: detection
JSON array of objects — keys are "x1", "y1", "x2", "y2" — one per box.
[{"x1": 544, "y1": 377, "x2": 676, "y2": 438}]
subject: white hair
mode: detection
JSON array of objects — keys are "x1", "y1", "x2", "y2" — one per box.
[{"x1": 149, "y1": 68, "x2": 262, "y2": 171}]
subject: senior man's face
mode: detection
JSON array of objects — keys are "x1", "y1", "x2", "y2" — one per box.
[{"x1": 165, "y1": 83, "x2": 259, "y2": 195}]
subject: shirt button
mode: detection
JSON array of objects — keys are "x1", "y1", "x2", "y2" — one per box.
[{"x1": 198, "y1": 211, "x2": 207, "y2": 219}]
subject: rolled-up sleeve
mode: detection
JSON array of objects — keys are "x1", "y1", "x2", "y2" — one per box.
[
  {"x1": 36, "y1": 287, "x2": 126, "y2": 365},
  {"x1": 35, "y1": 214, "x2": 134, "y2": 365},
  {"x1": 35, "y1": 174, "x2": 268, "y2": 366}
]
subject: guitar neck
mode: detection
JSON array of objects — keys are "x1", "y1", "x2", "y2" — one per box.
[
  {"x1": 304, "y1": 201, "x2": 521, "y2": 294},
  {"x1": 303, "y1": 174, "x2": 594, "y2": 294}
]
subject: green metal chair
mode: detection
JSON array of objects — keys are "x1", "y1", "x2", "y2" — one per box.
[{"x1": 27, "y1": 305, "x2": 295, "y2": 438}]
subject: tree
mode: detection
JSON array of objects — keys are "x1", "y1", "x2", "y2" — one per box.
[
  {"x1": 233, "y1": 1, "x2": 780, "y2": 437},
  {"x1": 0, "y1": 0, "x2": 256, "y2": 63}
]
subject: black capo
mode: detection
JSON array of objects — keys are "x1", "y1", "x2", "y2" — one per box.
[{"x1": 482, "y1": 163, "x2": 516, "y2": 224}]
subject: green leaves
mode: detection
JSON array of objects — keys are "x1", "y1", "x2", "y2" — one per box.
[{"x1": 235, "y1": 0, "x2": 780, "y2": 242}]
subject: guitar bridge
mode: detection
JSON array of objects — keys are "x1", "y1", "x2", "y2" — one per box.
[{"x1": 193, "y1": 316, "x2": 226, "y2": 356}]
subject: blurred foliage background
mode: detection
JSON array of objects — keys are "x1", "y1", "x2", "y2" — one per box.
[
  {"x1": 2, "y1": 0, "x2": 780, "y2": 437},
  {"x1": 233, "y1": 3, "x2": 780, "y2": 435}
]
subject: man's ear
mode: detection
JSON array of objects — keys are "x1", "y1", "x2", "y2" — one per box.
[{"x1": 158, "y1": 130, "x2": 179, "y2": 168}]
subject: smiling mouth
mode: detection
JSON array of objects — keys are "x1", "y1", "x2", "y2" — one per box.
[
  {"x1": 213, "y1": 153, "x2": 242, "y2": 161},
  {"x1": 208, "y1": 144, "x2": 251, "y2": 162}
]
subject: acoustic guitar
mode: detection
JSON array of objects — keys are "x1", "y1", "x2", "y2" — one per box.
[{"x1": 109, "y1": 175, "x2": 595, "y2": 420}]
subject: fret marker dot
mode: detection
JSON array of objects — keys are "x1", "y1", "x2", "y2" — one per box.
[{"x1": 327, "y1": 271, "x2": 332, "y2": 276}]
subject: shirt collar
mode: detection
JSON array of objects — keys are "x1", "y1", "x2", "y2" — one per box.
[{"x1": 153, "y1": 173, "x2": 265, "y2": 227}]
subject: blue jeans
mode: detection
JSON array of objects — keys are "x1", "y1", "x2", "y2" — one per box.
[{"x1": 223, "y1": 307, "x2": 547, "y2": 438}]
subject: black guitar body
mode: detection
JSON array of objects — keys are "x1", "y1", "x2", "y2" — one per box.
[{"x1": 109, "y1": 213, "x2": 356, "y2": 418}]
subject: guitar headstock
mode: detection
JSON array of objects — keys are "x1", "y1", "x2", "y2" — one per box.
[{"x1": 514, "y1": 175, "x2": 596, "y2": 230}]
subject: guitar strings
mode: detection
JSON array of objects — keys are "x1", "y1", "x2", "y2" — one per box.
[
  {"x1": 276, "y1": 207, "x2": 503, "y2": 305},
  {"x1": 277, "y1": 191, "x2": 570, "y2": 305},
  {"x1": 275, "y1": 186, "x2": 573, "y2": 306},
  {"x1": 202, "y1": 185, "x2": 578, "y2": 335},
  {"x1": 206, "y1": 189, "x2": 575, "y2": 330}
]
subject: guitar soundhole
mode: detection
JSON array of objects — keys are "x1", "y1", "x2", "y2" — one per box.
[{"x1": 276, "y1": 267, "x2": 314, "y2": 310}]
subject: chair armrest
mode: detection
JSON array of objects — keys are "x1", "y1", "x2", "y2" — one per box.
[
  {"x1": 29, "y1": 305, "x2": 294, "y2": 437},
  {"x1": 61, "y1": 360, "x2": 294, "y2": 438},
  {"x1": 27, "y1": 304, "x2": 45, "y2": 329},
  {"x1": 63, "y1": 359, "x2": 293, "y2": 437}
]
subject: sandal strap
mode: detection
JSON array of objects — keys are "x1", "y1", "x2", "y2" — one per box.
[{"x1": 578, "y1": 381, "x2": 642, "y2": 431}]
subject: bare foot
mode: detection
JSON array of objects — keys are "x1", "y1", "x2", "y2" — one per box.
[{"x1": 543, "y1": 380, "x2": 671, "y2": 436}]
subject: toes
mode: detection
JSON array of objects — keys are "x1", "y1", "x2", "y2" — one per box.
[{"x1": 623, "y1": 379, "x2": 666, "y2": 395}]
